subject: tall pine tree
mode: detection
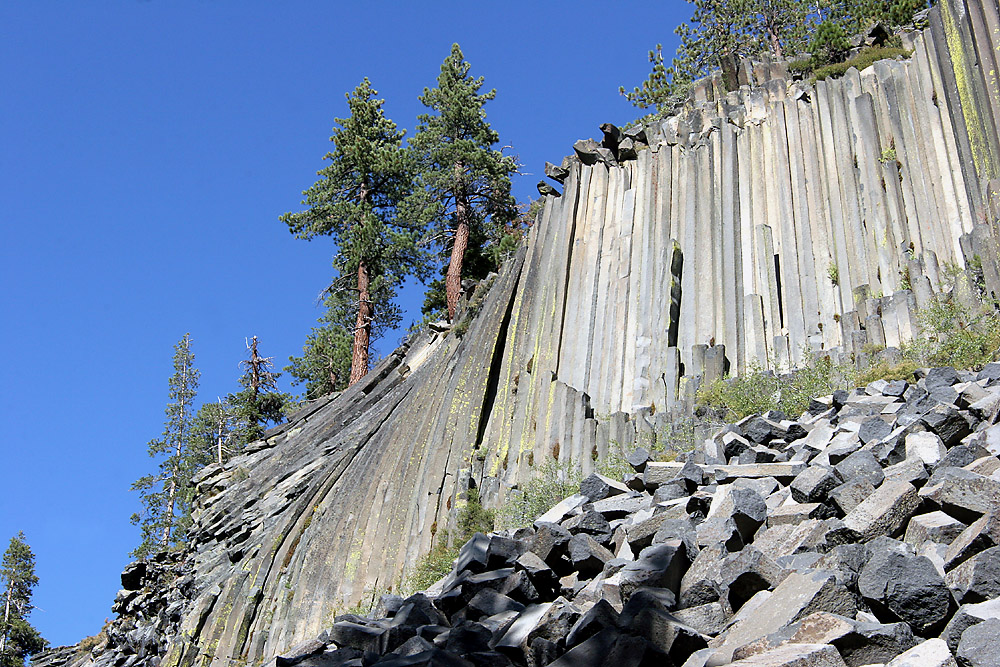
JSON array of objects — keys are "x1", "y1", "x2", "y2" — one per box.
[
  {"x1": 0, "y1": 533, "x2": 46, "y2": 667},
  {"x1": 282, "y1": 79, "x2": 420, "y2": 385},
  {"x1": 408, "y1": 44, "x2": 519, "y2": 322},
  {"x1": 130, "y1": 333, "x2": 201, "y2": 557}
]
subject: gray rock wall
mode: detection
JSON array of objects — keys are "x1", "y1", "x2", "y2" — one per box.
[{"x1": 72, "y1": 2, "x2": 1000, "y2": 667}]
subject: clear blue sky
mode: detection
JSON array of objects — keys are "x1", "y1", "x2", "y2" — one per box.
[{"x1": 0, "y1": 1, "x2": 683, "y2": 647}]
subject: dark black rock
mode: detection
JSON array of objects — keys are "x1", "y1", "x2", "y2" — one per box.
[
  {"x1": 455, "y1": 533, "x2": 490, "y2": 574},
  {"x1": 946, "y1": 546, "x2": 1000, "y2": 604},
  {"x1": 857, "y1": 538, "x2": 952, "y2": 634},
  {"x1": 543, "y1": 161, "x2": 569, "y2": 184},
  {"x1": 619, "y1": 540, "x2": 688, "y2": 601},
  {"x1": 565, "y1": 599, "x2": 620, "y2": 648},
  {"x1": 925, "y1": 367, "x2": 961, "y2": 392},
  {"x1": 859, "y1": 417, "x2": 892, "y2": 444},
  {"x1": 536, "y1": 181, "x2": 560, "y2": 197},
  {"x1": 790, "y1": 465, "x2": 842, "y2": 504},
  {"x1": 835, "y1": 449, "x2": 885, "y2": 487},
  {"x1": 566, "y1": 534, "x2": 613, "y2": 576},
  {"x1": 121, "y1": 562, "x2": 147, "y2": 591},
  {"x1": 883, "y1": 380, "x2": 909, "y2": 397},
  {"x1": 977, "y1": 363, "x2": 1000, "y2": 383},
  {"x1": 922, "y1": 404, "x2": 972, "y2": 447},
  {"x1": 485, "y1": 536, "x2": 527, "y2": 570}
]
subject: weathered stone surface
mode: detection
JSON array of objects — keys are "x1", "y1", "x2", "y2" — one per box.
[
  {"x1": 790, "y1": 465, "x2": 843, "y2": 504},
  {"x1": 842, "y1": 480, "x2": 919, "y2": 541},
  {"x1": 720, "y1": 546, "x2": 788, "y2": 611},
  {"x1": 857, "y1": 538, "x2": 952, "y2": 633},
  {"x1": 884, "y1": 638, "x2": 957, "y2": 666},
  {"x1": 944, "y1": 512, "x2": 1000, "y2": 568},
  {"x1": 903, "y1": 511, "x2": 966, "y2": 548},
  {"x1": 714, "y1": 570, "x2": 856, "y2": 662},
  {"x1": 920, "y1": 468, "x2": 1000, "y2": 522},
  {"x1": 830, "y1": 478, "x2": 876, "y2": 515},
  {"x1": 728, "y1": 643, "x2": 848, "y2": 666},
  {"x1": 945, "y1": 546, "x2": 1000, "y2": 604},
  {"x1": 835, "y1": 449, "x2": 886, "y2": 487},
  {"x1": 942, "y1": 598, "x2": 1000, "y2": 653},
  {"x1": 957, "y1": 617, "x2": 1000, "y2": 667},
  {"x1": 618, "y1": 540, "x2": 687, "y2": 601}
]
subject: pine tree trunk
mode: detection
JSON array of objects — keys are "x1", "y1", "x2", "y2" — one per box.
[
  {"x1": 349, "y1": 261, "x2": 371, "y2": 385},
  {"x1": 446, "y1": 197, "x2": 470, "y2": 322},
  {"x1": 767, "y1": 24, "x2": 783, "y2": 60},
  {"x1": 0, "y1": 586, "x2": 11, "y2": 655},
  {"x1": 161, "y1": 475, "x2": 177, "y2": 546}
]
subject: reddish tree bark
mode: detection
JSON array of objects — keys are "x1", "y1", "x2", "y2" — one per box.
[
  {"x1": 350, "y1": 260, "x2": 372, "y2": 385},
  {"x1": 446, "y1": 197, "x2": 470, "y2": 322}
]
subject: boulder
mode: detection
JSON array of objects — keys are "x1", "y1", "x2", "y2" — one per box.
[{"x1": 957, "y1": 617, "x2": 1000, "y2": 667}]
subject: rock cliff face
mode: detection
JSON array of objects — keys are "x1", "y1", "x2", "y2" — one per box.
[{"x1": 58, "y1": 0, "x2": 1000, "y2": 666}]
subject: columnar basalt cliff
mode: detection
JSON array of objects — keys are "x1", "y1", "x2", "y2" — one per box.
[{"x1": 56, "y1": 1, "x2": 1000, "y2": 666}]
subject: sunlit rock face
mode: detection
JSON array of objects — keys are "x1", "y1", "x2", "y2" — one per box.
[{"x1": 50, "y1": 0, "x2": 1000, "y2": 665}]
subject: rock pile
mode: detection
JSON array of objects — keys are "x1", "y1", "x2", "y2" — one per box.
[{"x1": 272, "y1": 364, "x2": 1000, "y2": 667}]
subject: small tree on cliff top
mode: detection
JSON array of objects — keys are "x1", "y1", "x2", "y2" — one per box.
[
  {"x1": 622, "y1": 0, "x2": 812, "y2": 113},
  {"x1": 282, "y1": 79, "x2": 420, "y2": 385},
  {"x1": 227, "y1": 336, "x2": 292, "y2": 445},
  {"x1": 408, "y1": 43, "x2": 519, "y2": 322},
  {"x1": 0, "y1": 533, "x2": 46, "y2": 667},
  {"x1": 131, "y1": 333, "x2": 201, "y2": 557}
]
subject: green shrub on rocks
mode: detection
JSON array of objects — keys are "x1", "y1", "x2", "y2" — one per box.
[
  {"x1": 495, "y1": 461, "x2": 582, "y2": 530},
  {"x1": 405, "y1": 488, "x2": 494, "y2": 592},
  {"x1": 813, "y1": 46, "x2": 912, "y2": 81},
  {"x1": 907, "y1": 296, "x2": 1000, "y2": 371},
  {"x1": 697, "y1": 356, "x2": 838, "y2": 420}
]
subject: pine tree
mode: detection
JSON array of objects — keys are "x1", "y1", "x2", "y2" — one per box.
[
  {"x1": 0, "y1": 533, "x2": 46, "y2": 667},
  {"x1": 286, "y1": 291, "x2": 358, "y2": 399},
  {"x1": 282, "y1": 79, "x2": 420, "y2": 386},
  {"x1": 130, "y1": 333, "x2": 201, "y2": 557},
  {"x1": 227, "y1": 337, "x2": 292, "y2": 445},
  {"x1": 622, "y1": 0, "x2": 813, "y2": 114},
  {"x1": 190, "y1": 399, "x2": 234, "y2": 466},
  {"x1": 408, "y1": 44, "x2": 519, "y2": 322}
]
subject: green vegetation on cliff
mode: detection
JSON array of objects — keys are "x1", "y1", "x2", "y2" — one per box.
[
  {"x1": 406, "y1": 44, "x2": 519, "y2": 322},
  {"x1": 623, "y1": 0, "x2": 933, "y2": 115},
  {"x1": 0, "y1": 533, "x2": 46, "y2": 667},
  {"x1": 281, "y1": 78, "x2": 423, "y2": 386}
]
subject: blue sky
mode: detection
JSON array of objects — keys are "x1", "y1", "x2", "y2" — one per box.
[{"x1": 0, "y1": 1, "x2": 683, "y2": 647}]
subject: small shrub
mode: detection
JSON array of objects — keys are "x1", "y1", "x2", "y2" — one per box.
[
  {"x1": 854, "y1": 359, "x2": 919, "y2": 385},
  {"x1": 403, "y1": 542, "x2": 458, "y2": 594},
  {"x1": 495, "y1": 461, "x2": 582, "y2": 530},
  {"x1": 787, "y1": 57, "x2": 815, "y2": 76},
  {"x1": 404, "y1": 488, "x2": 494, "y2": 593},
  {"x1": 810, "y1": 20, "x2": 851, "y2": 68},
  {"x1": 77, "y1": 620, "x2": 111, "y2": 656},
  {"x1": 879, "y1": 144, "x2": 897, "y2": 164},
  {"x1": 596, "y1": 450, "x2": 632, "y2": 482},
  {"x1": 696, "y1": 355, "x2": 837, "y2": 420},
  {"x1": 813, "y1": 46, "x2": 912, "y2": 82},
  {"x1": 828, "y1": 264, "x2": 840, "y2": 286}
]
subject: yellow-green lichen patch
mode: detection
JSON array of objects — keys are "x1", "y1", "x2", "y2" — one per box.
[{"x1": 943, "y1": 0, "x2": 999, "y2": 178}]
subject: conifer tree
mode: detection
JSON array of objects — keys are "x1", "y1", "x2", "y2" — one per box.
[
  {"x1": 286, "y1": 291, "x2": 362, "y2": 399},
  {"x1": 0, "y1": 533, "x2": 46, "y2": 667},
  {"x1": 190, "y1": 399, "x2": 234, "y2": 466},
  {"x1": 622, "y1": 0, "x2": 813, "y2": 113},
  {"x1": 227, "y1": 337, "x2": 292, "y2": 445},
  {"x1": 130, "y1": 333, "x2": 201, "y2": 557},
  {"x1": 408, "y1": 44, "x2": 519, "y2": 322},
  {"x1": 282, "y1": 79, "x2": 420, "y2": 385}
]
